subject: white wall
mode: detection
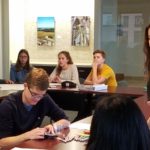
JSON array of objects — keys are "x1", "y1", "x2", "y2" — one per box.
[
  {"x1": 9, "y1": 0, "x2": 94, "y2": 65},
  {"x1": 9, "y1": 0, "x2": 25, "y2": 64}
]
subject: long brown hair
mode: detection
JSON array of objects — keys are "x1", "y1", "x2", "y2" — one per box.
[
  {"x1": 15, "y1": 49, "x2": 31, "y2": 72},
  {"x1": 56, "y1": 51, "x2": 73, "y2": 76},
  {"x1": 144, "y1": 24, "x2": 150, "y2": 75}
]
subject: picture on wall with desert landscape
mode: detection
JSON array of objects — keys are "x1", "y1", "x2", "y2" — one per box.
[{"x1": 37, "y1": 17, "x2": 55, "y2": 47}]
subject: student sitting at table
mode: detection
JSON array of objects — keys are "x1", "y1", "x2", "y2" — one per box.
[
  {"x1": 86, "y1": 95, "x2": 150, "y2": 150},
  {"x1": 10, "y1": 49, "x2": 32, "y2": 84},
  {"x1": 84, "y1": 50, "x2": 117, "y2": 86},
  {"x1": 49, "y1": 50, "x2": 80, "y2": 85},
  {"x1": 0, "y1": 68, "x2": 70, "y2": 149}
]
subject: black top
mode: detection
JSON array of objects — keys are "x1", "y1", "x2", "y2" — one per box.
[
  {"x1": 0, "y1": 91, "x2": 68, "y2": 138},
  {"x1": 147, "y1": 79, "x2": 150, "y2": 101}
]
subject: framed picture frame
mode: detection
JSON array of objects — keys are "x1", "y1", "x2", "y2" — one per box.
[
  {"x1": 71, "y1": 16, "x2": 90, "y2": 46},
  {"x1": 37, "y1": 17, "x2": 55, "y2": 47}
]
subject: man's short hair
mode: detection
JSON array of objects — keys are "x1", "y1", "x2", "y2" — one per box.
[
  {"x1": 25, "y1": 68, "x2": 49, "y2": 90},
  {"x1": 93, "y1": 50, "x2": 106, "y2": 59}
]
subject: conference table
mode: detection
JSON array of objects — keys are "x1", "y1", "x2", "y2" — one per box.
[
  {"x1": 47, "y1": 85, "x2": 150, "y2": 120},
  {"x1": 11, "y1": 116, "x2": 92, "y2": 150},
  {"x1": 0, "y1": 84, "x2": 149, "y2": 120},
  {"x1": 0, "y1": 84, "x2": 150, "y2": 149}
]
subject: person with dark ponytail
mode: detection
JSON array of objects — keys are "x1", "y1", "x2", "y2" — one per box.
[{"x1": 86, "y1": 95, "x2": 150, "y2": 150}]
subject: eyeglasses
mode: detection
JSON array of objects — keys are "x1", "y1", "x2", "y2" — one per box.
[
  {"x1": 28, "y1": 87, "x2": 45, "y2": 99},
  {"x1": 19, "y1": 55, "x2": 28, "y2": 58}
]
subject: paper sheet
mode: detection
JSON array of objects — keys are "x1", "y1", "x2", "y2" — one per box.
[
  {"x1": 79, "y1": 84, "x2": 107, "y2": 91},
  {"x1": 0, "y1": 84, "x2": 24, "y2": 90},
  {"x1": 70, "y1": 123, "x2": 91, "y2": 130},
  {"x1": 49, "y1": 83, "x2": 61, "y2": 88},
  {"x1": 11, "y1": 148, "x2": 46, "y2": 150}
]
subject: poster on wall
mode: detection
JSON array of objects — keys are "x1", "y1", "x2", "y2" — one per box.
[
  {"x1": 71, "y1": 16, "x2": 90, "y2": 46},
  {"x1": 37, "y1": 17, "x2": 55, "y2": 47}
]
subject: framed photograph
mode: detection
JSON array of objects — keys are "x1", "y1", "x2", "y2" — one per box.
[
  {"x1": 71, "y1": 16, "x2": 90, "y2": 46},
  {"x1": 37, "y1": 17, "x2": 55, "y2": 47}
]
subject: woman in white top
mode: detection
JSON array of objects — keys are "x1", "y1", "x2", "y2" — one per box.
[{"x1": 49, "y1": 51, "x2": 80, "y2": 84}]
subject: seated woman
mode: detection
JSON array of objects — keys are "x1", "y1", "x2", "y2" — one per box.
[
  {"x1": 86, "y1": 95, "x2": 150, "y2": 150},
  {"x1": 84, "y1": 50, "x2": 117, "y2": 86},
  {"x1": 49, "y1": 50, "x2": 80, "y2": 85},
  {"x1": 10, "y1": 49, "x2": 32, "y2": 84}
]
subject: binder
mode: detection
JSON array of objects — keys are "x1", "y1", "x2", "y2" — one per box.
[{"x1": 79, "y1": 84, "x2": 108, "y2": 91}]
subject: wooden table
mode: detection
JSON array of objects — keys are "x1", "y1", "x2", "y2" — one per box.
[
  {"x1": 0, "y1": 86, "x2": 149, "y2": 120},
  {"x1": 15, "y1": 90, "x2": 150, "y2": 149},
  {"x1": 0, "y1": 85, "x2": 150, "y2": 149},
  {"x1": 12, "y1": 116, "x2": 92, "y2": 150},
  {"x1": 48, "y1": 86, "x2": 149, "y2": 120},
  {"x1": 0, "y1": 90, "x2": 18, "y2": 100}
]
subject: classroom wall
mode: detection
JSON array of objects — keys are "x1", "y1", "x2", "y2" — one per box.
[
  {"x1": 9, "y1": 0, "x2": 94, "y2": 66},
  {"x1": 1, "y1": 0, "x2": 10, "y2": 79},
  {"x1": 116, "y1": 0, "x2": 149, "y2": 77},
  {"x1": 1, "y1": 0, "x2": 149, "y2": 79}
]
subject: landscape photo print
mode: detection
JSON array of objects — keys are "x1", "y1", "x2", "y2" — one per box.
[{"x1": 37, "y1": 17, "x2": 55, "y2": 47}]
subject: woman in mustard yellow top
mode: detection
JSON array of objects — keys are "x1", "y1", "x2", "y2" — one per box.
[{"x1": 84, "y1": 50, "x2": 117, "y2": 87}]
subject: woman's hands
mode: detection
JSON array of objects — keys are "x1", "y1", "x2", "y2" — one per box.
[
  {"x1": 5, "y1": 80, "x2": 14, "y2": 84},
  {"x1": 49, "y1": 76, "x2": 61, "y2": 83}
]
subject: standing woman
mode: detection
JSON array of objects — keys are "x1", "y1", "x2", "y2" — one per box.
[
  {"x1": 143, "y1": 24, "x2": 150, "y2": 127},
  {"x1": 49, "y1": 51, "x2": 80, "y2": 84},
  {"x1": 143, "y1": 24, "x2": 150, "y2": 100},
  {"x1": 10, "y1": 49, "x2": 32, "y2": 83}
]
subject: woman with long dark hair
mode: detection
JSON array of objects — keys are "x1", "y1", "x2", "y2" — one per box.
[
  {"x1": 86, "y1": 95, "x2": 150, "y2": 150},
  {"x1": 144, "y1": 24, "x2": 150, "y2": 100},
  {"x1": 10, "y1": 49, "x2": 32, "y2": 83},
  {"x1": 143, "y1": 24, "x2": 150, "y2": 128},
  {"x1": 49, "y1": 50, "x2": 79, "y2": 84}
]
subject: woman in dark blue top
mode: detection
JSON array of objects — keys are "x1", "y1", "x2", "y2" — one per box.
[{"x1": 10, "y1": 49, "x2": 32, "y2": 83}]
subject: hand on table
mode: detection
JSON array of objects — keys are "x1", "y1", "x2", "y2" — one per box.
[{"x1": 24, "y1": 127, "x2": 46, "y2": 140}]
